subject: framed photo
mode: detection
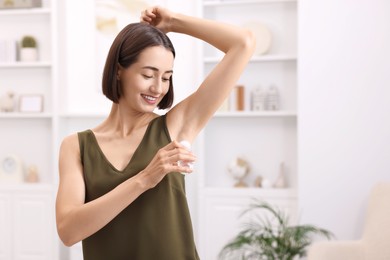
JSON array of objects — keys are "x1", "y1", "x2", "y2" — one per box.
[{"x1": 19, "y1": 94, "x2": 43, "y2": 113}]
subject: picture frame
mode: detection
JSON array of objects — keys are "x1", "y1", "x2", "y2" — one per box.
[{"x1": 19, "y1": 94, "x2": 43, "y2": 113}]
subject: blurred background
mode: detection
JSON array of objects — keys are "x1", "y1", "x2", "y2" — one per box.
[{"x1": 0, "y1": 0, "x2": 389, "y2": 259}]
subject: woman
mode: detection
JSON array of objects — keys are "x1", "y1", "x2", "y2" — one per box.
[{"x1": 56, "y1": 6, "x2": 255, "y2": 260}]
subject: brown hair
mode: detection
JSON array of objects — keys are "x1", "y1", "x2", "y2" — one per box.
[{"x1": 102, "y1": 23, "x2": 175, "y2": 109}]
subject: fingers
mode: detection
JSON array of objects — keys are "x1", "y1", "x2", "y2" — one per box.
[
  {"x1": 160, "y1": 141, "x2": 196, "y2": 173},
  {"x1": 162, "y1": 143, "x2": 196, "y2": 164},
  {"x1": 140, "y1": 8, "x2": 156, "y2": 24}
]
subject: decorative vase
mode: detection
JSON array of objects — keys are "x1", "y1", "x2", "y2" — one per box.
[
  {"x1": 265, "y1": 85, "x2": 280, "y2": 111},
  {"x1": 251, "y1": 86, "x2": 266, "y2": 111},
  {"x1": 20, "y1": 47, "x2": 38, "y2": 62},
  {"x1": 274, "y1": 162, "x2": 288, "y2": 188},
  {"x1": 227, "y1": 157, "x2": 250, "y2": 188}
]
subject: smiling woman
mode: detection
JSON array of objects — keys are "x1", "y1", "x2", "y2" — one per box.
[{"x1": 55, "y1": 5, "x2": 255, "y2": 260}]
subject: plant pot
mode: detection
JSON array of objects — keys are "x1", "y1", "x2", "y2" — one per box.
[{"x1": 20, "y1": 47, "x2": 38, "y2": 62}]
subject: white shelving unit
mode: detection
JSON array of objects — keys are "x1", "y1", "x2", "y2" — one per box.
[
  {"x1": 197, "y1": 0, "x2": 298, "y2": 259},
  {"x1": 0, "y1": 2, "x2": 59, "y2": 259},
  {"x1": 0, "y1": 6, "x2": 57, "y2": 181}
]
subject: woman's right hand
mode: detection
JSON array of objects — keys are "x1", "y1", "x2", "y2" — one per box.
[
  {"x1": 138, "y1": 140, "x2": 196, "y2": 189},
  {"x1": 140, "y1": 6, "x2": 174, "y2": 33}
]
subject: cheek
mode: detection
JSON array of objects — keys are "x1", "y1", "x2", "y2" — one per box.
[{"x1": 162, "y1": 82, "x2": 171, "y2": 95}]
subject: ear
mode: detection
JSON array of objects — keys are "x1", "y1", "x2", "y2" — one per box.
[{"x1": 116, "y1": 63, "x2": 123, "y2": 80}]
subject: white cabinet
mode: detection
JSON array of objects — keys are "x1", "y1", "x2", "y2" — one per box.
[
  {"x1": 0, "y1": 185, "x2": 56, "y2": 260},
  {"x1": 197, "y1": 1, "x2": 298, "y2": 259},
  {"x1": 0, "y1": 1, "x2": 58, "y2": 182},
  {"x1": 0, "y1": 192, "x2": 11, "y2": 260},
  {"x1": 0, "y1": 1, "x2": 59, "y2": 259}
]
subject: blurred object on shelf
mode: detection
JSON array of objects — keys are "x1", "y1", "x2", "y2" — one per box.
[
  {"x1": 0, "y1": 0, "x2": 42, "y2": 9},
  {"x1": 19, "y1": 35, "x2": 38, "y2": 62},
  {"x1": 274, "y1": 162, "x2": 288, "y2": 188},
  {"x1": 18, "y1": 94, "x2": 43, "y2": 113},
  {"x1": 0, "y1": 91, "x2": 15, "y2": 112},
  {"x1": 0, "y1": 39, "x2": 17, "y2": 62},
  {"x1": 25, "y1": 164, "x2": 39, "y2": 183},
  {"x1": 0, "y1": 154, "x2": 24, "y2": 183},
  {"x1": 251, "y1": 86, "x2": 266, "y2": 111},
  {"x1": 242, "y1": 21, "x2": 272, "y2": 55},
  {"x1": 227, "y1": 157, "x2": 250, "y2": 188},
  {"x1": 265, "y1": 85, "x2": 280, "y2": 110},
  {"x1": 254, "y1": 175, "x2": 263, "y2": 187},
  {"x1": 230, "y1": 85, "x2": 245, "y2": 111},
  {"x1": 261, "y1": 178, "x2": 272, "y2": 189}
]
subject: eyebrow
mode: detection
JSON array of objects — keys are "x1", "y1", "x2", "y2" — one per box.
[{"x1": 142, "y1": 66, "x2": 173, "y2": 74}]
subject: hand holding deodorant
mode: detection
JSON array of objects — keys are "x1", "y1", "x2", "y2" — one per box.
[{"x1": 178, "y1": 140, "x2": 194, "y2": 175}]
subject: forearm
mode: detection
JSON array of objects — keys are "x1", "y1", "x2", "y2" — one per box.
[
  {"x1": 170, "y1": 12, "x2": 255, "y2": 54},
  {"x1": 57, "y1": 175, "x2": 148, "y2": 246}
]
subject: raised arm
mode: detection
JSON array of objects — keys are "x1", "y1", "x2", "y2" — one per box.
[{"x1": 141, "y1": 7, "x2": 256, "y2": 141}]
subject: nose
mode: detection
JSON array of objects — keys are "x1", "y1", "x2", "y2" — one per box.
[{"x1": 150, "y1": 78, "x2": 163, "y2": 94}]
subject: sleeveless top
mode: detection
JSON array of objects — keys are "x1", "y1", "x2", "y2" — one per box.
[{"x1": 77, "y1": 115, "x2": 200, "y2": 260}]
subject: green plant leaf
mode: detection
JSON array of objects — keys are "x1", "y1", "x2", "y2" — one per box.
[{"x1": 219, "y1": 198, "x2": 334, "y2": 260}]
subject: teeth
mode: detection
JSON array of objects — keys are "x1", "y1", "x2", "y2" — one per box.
[{"x1": 143, "y1": 95, "x2": 156, "y2": 101}]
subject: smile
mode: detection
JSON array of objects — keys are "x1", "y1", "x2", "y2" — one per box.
[{"x1": 141, "y1": 94, "x2": 158, "y2": 104}]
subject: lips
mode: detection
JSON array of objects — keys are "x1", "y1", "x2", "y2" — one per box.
[{"x1": 141, "y1": 94, "x2": 158, "y2": 104}]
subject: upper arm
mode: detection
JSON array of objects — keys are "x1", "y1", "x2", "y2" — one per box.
[
  {"x1": 56, "y1": 134, "x2": 86, "y2": 225},
  {"x1": 167, "y1": 30, "x2": 255, "y2": 141}
]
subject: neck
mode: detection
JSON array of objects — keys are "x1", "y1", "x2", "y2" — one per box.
[{"x1": 103, "y1": 103, "x2": 156, "y2": 137}]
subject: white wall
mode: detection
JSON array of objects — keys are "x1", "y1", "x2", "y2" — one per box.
[
  {"x1": 60, "y1": 0, "x2": 390, "y2": 251},
  {"x1": 61, "y1": 0, "x2": 198, "y2": 114},
  {"x1": 298, "y1": 0, "x2": 390, "y2": 240}
]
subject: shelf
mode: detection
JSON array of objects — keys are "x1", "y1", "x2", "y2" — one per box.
[
  {"x1": 0, "y1": 183, "x2": 54, "y2": 192},
  {"x1": 214, "y1": 111, "x2": 296, "y2": 117},
  {"x1": 203, "y1": 0, "x2": 297, "y2": 6},
  {"x1": 0, "y1": 113, "x2": 52, "y2": 119},
  {"x1": 0, "y1": 61, "x2": 52, "y2": 68},
  {"x1": 204, "y1": 55, "x2": 297, "y2": 63},
  {"x1": 0, "y1": 8, "x2": 50, "y2": 16},
  {"x1": 202, "y1": 187, "x2": 297, "y2": 198},
  {"x1": 59, "y1": 113, "x2": 108, "y2": 119}
]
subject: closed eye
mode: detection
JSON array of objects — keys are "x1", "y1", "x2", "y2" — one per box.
[{"x1": 142, "y1": 74, "x2": 153, "y2": 79}]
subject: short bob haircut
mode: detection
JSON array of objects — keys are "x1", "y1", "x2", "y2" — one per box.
[{"x1": 102, "y1": 23, "x2": 176, "y2": 109}]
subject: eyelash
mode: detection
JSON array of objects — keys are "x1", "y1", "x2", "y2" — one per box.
[{"x1": 142, "y1": 75, "x2": 170, "y2": 82}]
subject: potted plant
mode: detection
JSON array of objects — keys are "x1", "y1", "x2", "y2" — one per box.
[
  {"x1": 219, "y1": 200, "x2": 334, "y2": 260},
  {"x1": 20, "y1": 35, "x2": 38, "y2": 62}
]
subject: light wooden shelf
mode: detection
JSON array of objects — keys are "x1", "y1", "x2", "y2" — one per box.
[
  {"x1": 0, "y1": 113, "x2": 52, "y2": 119},
  {"x1": 203, "y1": 0, "x2": 297, "y2": 6},
  {"x1": 202, "y1": 187, "x2": 297, "y2": 198},
  {"x1": 59, "y1": 113, "x2": 108, "y2": 119},
  {"x1": 214, "y1": 110, "x2": 297, "y2": 118},
  {"x1": 0, "y1": 8, "x2": 50, "y2": 16},
  {"x1": 204, "y1": 54, "x2": 297, "y2": 63},
  {"x1": 0, "y1": 61, "x2": 52, "y2": 68},
  {"x1": 0, "y1": 183, "x2": 54, "y2": 192}
]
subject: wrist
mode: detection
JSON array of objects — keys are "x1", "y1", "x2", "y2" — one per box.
[
  {"x1": 169, "y1": 12, "x2": 184, "y2": 33},
  {"x1": 132, "y1": 171, "x2": 151, "y2": 191}
]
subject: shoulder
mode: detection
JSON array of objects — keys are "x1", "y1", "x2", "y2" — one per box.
[{"x1": 60, "y1": 133, "x2": 80, "y2": 156}]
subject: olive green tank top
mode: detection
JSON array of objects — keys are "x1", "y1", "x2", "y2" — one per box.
[{"x1": 78, "y1": 115, "x2": 199, "y2": 260}]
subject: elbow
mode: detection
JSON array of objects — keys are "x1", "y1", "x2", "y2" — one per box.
[
  {"x1": 61, "y1": 237, "x2": 77, "y2": 248},
  {"x1": 57, "y1": 223, "x2": 80, "y2": 247},
  {"x1": 242, "y1": 29, "x2": 257, "y2": 55}
]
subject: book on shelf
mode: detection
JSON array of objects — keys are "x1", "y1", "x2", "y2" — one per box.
[{"x1": 233, "y1": 85, "x2": 245, "y2": 111}]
